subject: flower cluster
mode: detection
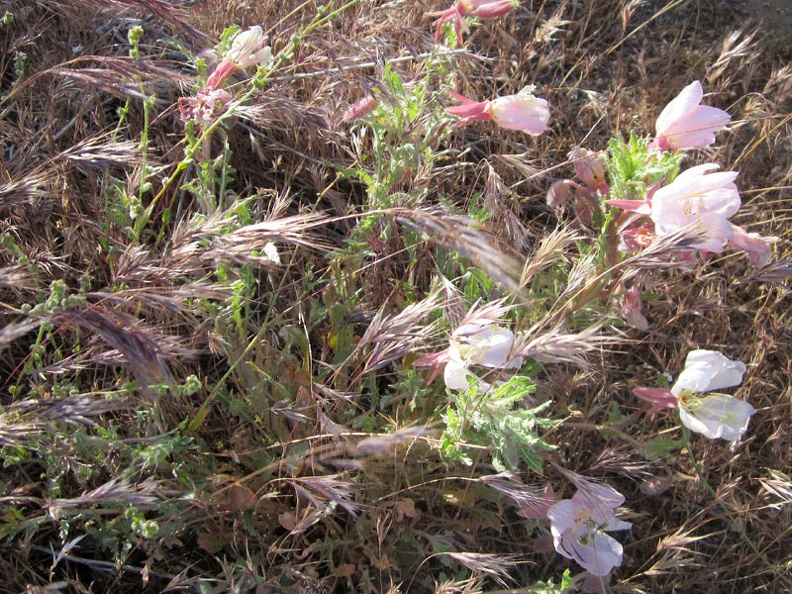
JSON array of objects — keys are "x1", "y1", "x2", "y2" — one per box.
[
  {"x1": 550, "y1": 80, "x2": 776, "y2": 269},
  {"x1": 405, "y1": 10, "x2": 770, "y2": 584}
]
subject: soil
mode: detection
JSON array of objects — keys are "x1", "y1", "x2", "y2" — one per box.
[{"x1": 742, "y1": 0, "x2": 792, "y2": 55}]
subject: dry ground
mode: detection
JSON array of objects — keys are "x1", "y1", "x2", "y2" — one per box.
[{"x1": 0, "y1": 0, "x2": 790, "y2": 593}]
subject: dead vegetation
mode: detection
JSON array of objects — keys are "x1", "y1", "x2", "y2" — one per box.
[{"x1": 0, "y1": 0, "x2": 790, "y2": 592}]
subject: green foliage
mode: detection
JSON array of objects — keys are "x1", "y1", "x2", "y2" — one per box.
[
  {"x1": 339, "y1": 60, "x2": 453, "y2": 209},
  {"x1": 605, "y1": 133, "x2": 685, "y2": 202},
  {"x1": 526, "y1": 570, "x2": 577, "y2": 592},
  {"x1": 442, "y1": 376, "x2": 558, "y2": 472}
]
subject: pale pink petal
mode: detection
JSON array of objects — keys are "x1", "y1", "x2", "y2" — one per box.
[
  {"x1": 656, "y1": 81, "x2": 704, "y2": 138},
  {"x1": 476, "y1": 328, "x2": 518, "y2": 368},
  {"x1": 655, "y1": 81, "x2": 731, "y2": 150},
  {"x1": 728, "y1": 224, "x2": 778, "y2": 267},
  {"x1": 490, "y1": 94, "x2": 550, "y2": 135},
  {"x1": 443, "y1": 355, "x2": 476, "y2": 390},
  {"x1": 665, "y1": 105, "x2": 731, "y2": 149},
  {"x1": 569, "y1": 479, "x2": 625, "y2": 514}
]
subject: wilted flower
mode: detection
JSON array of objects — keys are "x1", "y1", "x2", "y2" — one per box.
[
  {"x1": 547, "y1": 478, "x2": 631, "y2": 576},
  {"x1": 619, "y1": 284, "x2": 649, "y2": 330},
  {"x1": 426, "y1": 0, "x2": 517, "y2": 43},
  {"x1": 180, "y1": 87, "x2": 233, "y2": 125},
  {"x1": 728, "y1": 224, "x2": 778, "y2": 267},
  {"x1": 444, "y1": 323, "x2": 522, "y2": 391},
  {"x1": 446, "y1": 90, "x2": 550, "y2": 135},
  {"x1": 650, "y1": 163, "x2": 741, "y2": 252},
  {"x1": 652, "y1": 80, "x2": 731, "y2": 151},
  {"x1": 569, "y1": 147, "x2": 609, "y2": 194},
  {"x1": 634, "y1": 349, "x2": 755, "y2": 442}
]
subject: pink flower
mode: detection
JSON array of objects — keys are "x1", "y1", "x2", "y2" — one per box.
[
  {"x1": 650, "y1": 163, "x2": 741, "y2": 252},
  {"x1": 652, "y1": 81, "x2": 731, "y2": 151},
  {"x1": 225, "y1": 26, "x2": 273, "y2": 70},
  {"x1": 446, "y1": 90, "x2": 549, "y2": 135},
  {"x1": 426, "y1": 0, "x2": 517, "y2": 43},
  {"x1": 547, "y1": 477, "x2": 631, "y2": 576}
]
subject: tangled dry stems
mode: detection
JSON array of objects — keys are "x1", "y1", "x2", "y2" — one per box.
[{"x1": 0, "y1": 0, "x2": 790, "y2": 592}]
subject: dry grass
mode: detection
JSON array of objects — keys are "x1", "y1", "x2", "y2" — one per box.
[{"x1": 0, "y1": 0, "x2": 790, "y2": 592}]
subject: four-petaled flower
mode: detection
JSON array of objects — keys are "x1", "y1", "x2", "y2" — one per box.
[
  {"x1": 426, "y1": 0, "x2": 517, "y2": 43},
  {"x1": 444, "y1": 323, "x2": 523, "y2": 391},
  {"x1": 547, "y1": 479, "x2": 631, "y2": 576},
  {"x1": 650, "y1": 163, "x2": 741, "y2": 252},
  {"x1": 446, "y1": 90, "x2": 550, "y2": 135},
  {"x1": 652, "y1": 80, "x2": 731, "y2": 151},
  {"x1": 634, "y1": 350, "x2": 755, "y2": 442}
]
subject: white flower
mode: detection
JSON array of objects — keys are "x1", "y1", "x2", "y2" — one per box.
[
  {"x1": 227, "y1": 26, "x2": 273, "y2": 70},
  {"x1": 678, "y1": 394, "x2": 755, "y2": 442},
  {"x1": 443, "y1": 324, "x2": 522, "y2": 391},
  {"x1": 671, "y1": 350, "x2": 755, "y2": 442}
]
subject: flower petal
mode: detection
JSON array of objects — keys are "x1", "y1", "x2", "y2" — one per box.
[
  {"x1": 679, "y1": 394, "x2": 755, "y2": 441},
  {"x1": 490, "y1": 94, "x2": 550, "y2": 135},
  {"x1": 673, "y1": 350, "x2": 746, "y2": 394}
]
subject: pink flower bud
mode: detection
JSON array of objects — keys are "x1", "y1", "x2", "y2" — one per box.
[
  {"x1": 459, "y1": 0, "x2": 517, "y2": 18},
  {"x1": 546, "y1": 180, "x2": 571, "y2": 208},
  {"x1": 620, "y1": 285, "x2": 649, "y2": 330},
  {"x1": 342, "y1": 95, "x2": 380, "y2": 121}
]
